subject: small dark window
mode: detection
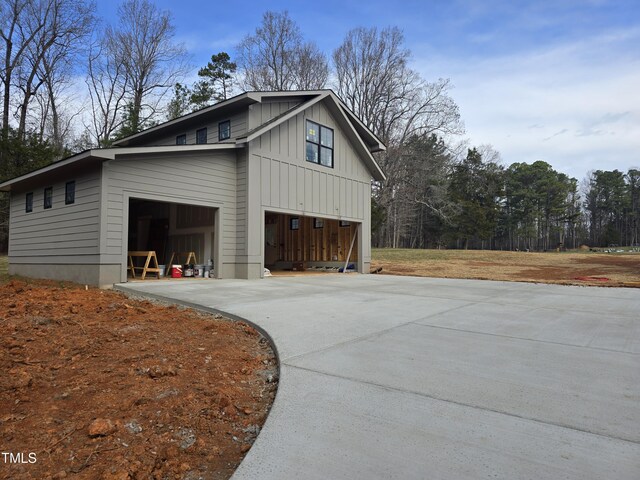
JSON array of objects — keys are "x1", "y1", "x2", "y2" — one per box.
[
  {"x1": 65, "y1": 181, "x2": 76, "y2": 205},
  {"x1": 218, "y1": 120, "x2": 231, "y2": 141},
  {"x1": 290, "y1": 217, "x2": 299, "y2": 230},
  {"x1": 176, "y1": 134, "x2": 186, "y2": 145},
  {"x1": 339, "y1": 220, "x2": 351, "y2": 227},
  {"x1": 196, "y1": 127, "x2": 207, "y2": 144},
  {"x1": 25, "y1": 192, "x2": 33, "y2": 213},
  {"x1": 44, "y1": 187, "x2": 53, "y2": 209},
  {"x1": 306, "y1": 120, "x2": 334, "y2": 168},
  {"x1": 314, "y1": 218, "x2": 324, "y2": 229}
]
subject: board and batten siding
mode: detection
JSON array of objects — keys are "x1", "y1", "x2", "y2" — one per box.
[
  {"x1": 247, "y1": 98, "x2": 304, "y2": 132},
  {"x1": 250, "y1": 100, "x2": 372, "y2": 214},
  {"x1": 9, "y1": 168, "x2": 101, "y2": 263},
  {"x1": 246, "y1": 99, "x2": 374, "y2": 273},
  {"x1": 100, "y1": 150, "x2": 240, "y2": 281}
]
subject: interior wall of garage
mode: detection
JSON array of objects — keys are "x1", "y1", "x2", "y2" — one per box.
[
  {"x1": 265, "y1": 213, "x2": 358, "y2": 267},
  {"x1": 127, "y1": 200, "x2": 215, "y2": 268}
]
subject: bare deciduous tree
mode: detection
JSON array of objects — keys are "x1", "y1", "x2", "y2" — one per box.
[
  {"x1": 86, "y1": 37, "x2": 129, "y2": 146},
  {"x1": 16, "y1": 0, "x2": 92, "y2": 139},
  {"x1": 333, "y1": 26, "x2": 464, "y2": 247},
  {"x1": 35, "y1": 0, "x2": 93, "y2": 152},
  {"x1": 237, "y1": 10, "x2": 328, "y2": 91},
  {"x1": 333, "y1": 26, "x2": 462, "y2": 145},
  {"x1": 293, "y1": 41, "x2": 329, "y2": 90},
  {"x1": 1, "y1": 0, "x2": 93, "y2": 157},
  {"x1": 1, "y1": 0, "x2": 47, "y2": 141},
  {"x1": 107, "y1": 0, "x2": 187, "y2": 135}
]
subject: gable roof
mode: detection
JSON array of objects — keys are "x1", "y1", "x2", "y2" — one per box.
[
  {"x1": 1, "y1": 90, "x2": 386, "y2": 191},
  {"x1": 112, "y1": 91, "x2": 261, "y2": 147},
  {"x1": 232, "y1": 91, "x2": 385, "y2": 181},
  {"x1": 0, "y1": 144, "x2": 240, "y2": 192},
  {"x1": 113, "y1": 90, "x2": 386, "y2": 180}
]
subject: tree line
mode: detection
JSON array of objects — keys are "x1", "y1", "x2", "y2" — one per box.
[
  {"x1": 389, "y1": 145, "x2": 640, "y2": 251},
  {"x1": 1, "y1": 3, "x2": 638, "y2": 252}
]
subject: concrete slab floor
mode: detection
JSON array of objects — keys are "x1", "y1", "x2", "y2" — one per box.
[{"x1": 117, "y1": 275, "x2": 640, "y2": 479}]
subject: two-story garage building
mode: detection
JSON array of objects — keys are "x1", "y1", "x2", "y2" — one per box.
[{"x1": 0, "y1": 90, "x2": 385, "y2": 287}]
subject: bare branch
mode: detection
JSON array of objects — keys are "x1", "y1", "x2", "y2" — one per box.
[{"x1": 237, "y1": 11, "x2": 327, "y2": 91}]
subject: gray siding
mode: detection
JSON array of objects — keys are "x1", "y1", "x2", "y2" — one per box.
[
  {"x1": 249, "y1": 100, "x2": 372, "y2": 218},
  {"x1": 151, "y1": 111, "x2": 247, "y2": 146},
  {"x1": 9, "y1": 167, "x2": 101, "y2": 264},
  {"x1": 236, "y1": 149, "x2": 248, "y2": 256},
  {"x1": 247, "y1": 98, "x2": 303, "y2": 132},
  {"x1": 247, "y1": 99, "x2": 375, "y2": 270},
  {"x1": 101, "y1": 150, "x2": 239, "y2": 280}
]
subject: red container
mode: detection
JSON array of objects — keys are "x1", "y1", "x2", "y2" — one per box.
[{"x1": 171, "y1": 265, "x2": 183, "y2": 278}]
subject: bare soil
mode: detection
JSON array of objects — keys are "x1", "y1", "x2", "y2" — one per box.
[
  {"x1": 0, "y1": 279, "x2": 278, "y2": 480},
  {"x1": 371, "y1": 249, "x2": 640, "y2": 287}
]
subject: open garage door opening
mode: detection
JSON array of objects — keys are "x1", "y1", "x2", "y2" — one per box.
[
  {"x1": 127, "y1": 198, "x2": 217, "y2": 280},
  {"x1": 264, "y1": 212, "x2": 359, "y2": 274}
]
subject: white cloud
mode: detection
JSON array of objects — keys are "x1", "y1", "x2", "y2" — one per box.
[{"x1": 412, "y1": 26, "x2": 640, "y2": 179}]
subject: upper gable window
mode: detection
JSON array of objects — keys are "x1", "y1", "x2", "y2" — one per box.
[
  {"x1": 306, "y1": 120, "x2": 333, "y2": 168},
  {"x1": 176, "y1": 134, "x2": 186, "y2": 145},
  {"x1": 196, "y1": 127, "x2": 207, "y2": 144},
  {"x1": 218, "y1": 120, "x2": 231, "y2": 141}
]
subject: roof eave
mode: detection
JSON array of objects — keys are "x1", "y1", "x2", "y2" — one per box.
[
  {"x1": 0, "y1": 144, "x2": 244, "y2": 191},
  {"x1": 329, "y1": 92, "x2": 386, "y2": 153},
  {"x1": 112, "y1": 92, "x2": 260, "y2": 147},
  {"x1": 0, "y1": 150, "x2": 106, "y2": 191}
]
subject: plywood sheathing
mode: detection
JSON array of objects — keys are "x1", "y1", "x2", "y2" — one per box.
[{"x1": 266, "y1": 213, "x2": 358, "y2": 263}]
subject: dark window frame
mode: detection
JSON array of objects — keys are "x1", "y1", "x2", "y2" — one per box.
[
  {"x1": 290, "y1": 217, "x2": 299, "y2": 230},
  {"x1": 313, "y1": 218, "x2": 324, "y2": 229},
  {"x1": 218, "y1": 120, "x2": 231, "y2": 141},
  {"x1": 305, "y1": 120, "x2": 334, "y2": 168},
  {"x1": 44, "y1": 186, "x2": 53, "y2": 209},
  {"x1": 25, "y1": 192, "x2": 33, "y2": 213},
  {"x1": 196, "y1": 127, "x2": 207, "y2": 144},
  {"x1": 339, "y1": 220, "x2": 351, "y2": 227},
  {"x1": 65, "y1": 181, "x2": 76, "y2": 205},
  {"x1": 176, "y1": 133, "x2": 187, "y2": 145}
]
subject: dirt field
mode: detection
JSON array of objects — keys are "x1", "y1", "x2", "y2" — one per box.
[
  {"x1": 371, "y1": 248, "x2": 640, "y2": 287},
  {"x1": 0, "y1": 276, "x2": 277, "y2": 480}
]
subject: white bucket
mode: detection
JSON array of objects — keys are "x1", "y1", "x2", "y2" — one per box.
[
  {"x1": 194, "y1": 265, "x2": 204, "y2": 278},
  {"x1": 183, "y1": 265, "x2": 194, "y2": 277},
  {"x1": 204, "y1": 265, "x2": 211, "y2": 278},
  {"x1": 158, "y1": 265, "x2": 166, "y2": 277}
]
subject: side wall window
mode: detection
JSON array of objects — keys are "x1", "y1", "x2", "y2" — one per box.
[
  {"x1": 25, "y1": 192, "x2": 33, "y2": 213},
  {"x1": 176, "y1": 134, "x2": 187, "y2": 145},
  {"x1": 44, "y1": 187, "x2": 53, "y2": 209},
  {"x1": 218, "y1": 120, "x2": 231, "y2": 141},
  {"x1": 196, "y1": 127, "x2": 207, "y2": 144},
  {"x1": 65, "y1": 181, "x2": 76, "y2": 205}
]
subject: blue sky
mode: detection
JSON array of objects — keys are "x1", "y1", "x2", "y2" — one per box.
[{"x1": 96, "y1": 0, "x2": 640, "y2": 181}]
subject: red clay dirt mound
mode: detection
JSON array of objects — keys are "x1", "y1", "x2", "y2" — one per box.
[{"x1": 0, "y1": 280, "x2": 277, "y2": 480}]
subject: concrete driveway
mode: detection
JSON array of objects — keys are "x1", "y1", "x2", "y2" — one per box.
[{"x1": 118, "y1": 275, "x2": 640, "y2": 479}]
